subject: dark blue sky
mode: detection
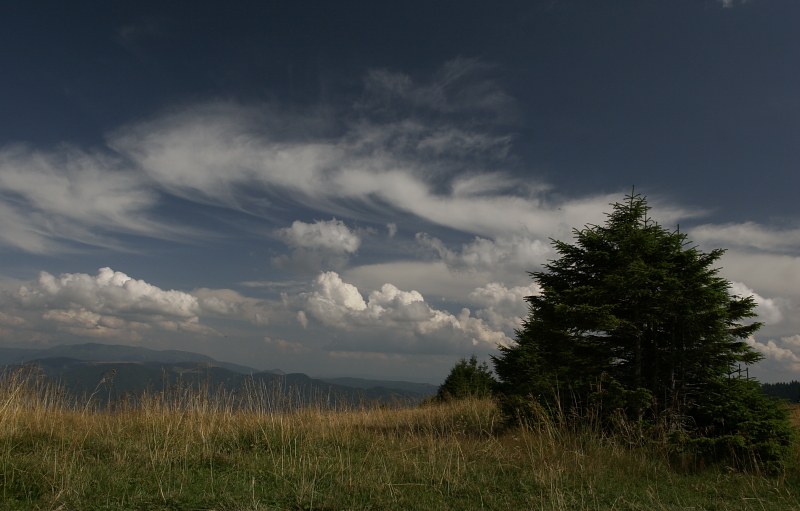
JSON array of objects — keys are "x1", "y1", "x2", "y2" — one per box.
[
  {"x1": 3, "y1": 0, "x2": 798, "y2": 220},
  {"x1": 1, "y1": 0, "x2": 798, "y2": 382}
]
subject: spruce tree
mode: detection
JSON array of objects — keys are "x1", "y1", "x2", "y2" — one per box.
[{"x1": 493, "y1": 193, "x2": 764, "y2": 422}]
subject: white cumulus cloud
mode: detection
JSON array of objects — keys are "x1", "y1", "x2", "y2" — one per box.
[
  {"x1": 747, "y1": 336, "x2": 800, "y2": 373},
  {"x1": 16, "y1": 267, "x2": 200, "y2": 318},
  {"x1": 291, "y1": 271, "x2": 511, "y2": 353},
  {"x1": 468, "y1": 282, "x2": 540, "y2": 333},
  {"x1": 729, "y1": 282, "x2": 784, "y2": 325},
  {"x1": 274, "y1": 219, "x2": 362, "y2": 273},
  {"x1": 11, "y1": 268, "x2": 230, "y2": 339},
  {"x1": 277, "y1": 219, "x2": 361, "y2": 253}
]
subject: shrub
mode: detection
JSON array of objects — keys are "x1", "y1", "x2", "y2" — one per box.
[
  {"x1": 436, "y1": 355, "x2": 496, "y2": 401},
  {"x1": 681, "y1": 377, "x2": 798, "y2": 472}
]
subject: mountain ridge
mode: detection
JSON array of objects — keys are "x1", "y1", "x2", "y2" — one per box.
[
  {"x1": 0, "y1": 343, "x2": 437, "y2": 402},
  {"x1": 0, "y1": 342, "x2": 267, "y2": 375}
]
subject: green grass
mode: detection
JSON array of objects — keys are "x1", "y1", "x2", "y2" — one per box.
[{"x1": 1, "y1": 367, "x2": 799, "y2": 510}]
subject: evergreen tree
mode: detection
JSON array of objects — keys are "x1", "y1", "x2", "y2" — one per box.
[
  {"x1": 493, "y1": 193, "x2": 764, "y2": 422},
  {"x1": 437, "y1": 355, "x2": 496, "y2": 401}
]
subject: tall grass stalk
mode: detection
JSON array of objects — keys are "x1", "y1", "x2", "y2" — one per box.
[{"x1": 1, "y1": 365, "x2": 798, "y2": 510}]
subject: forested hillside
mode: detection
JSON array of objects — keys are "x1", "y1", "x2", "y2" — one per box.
[{"x1": 762, "y1": 381, "x2": 800, "y2": 403}]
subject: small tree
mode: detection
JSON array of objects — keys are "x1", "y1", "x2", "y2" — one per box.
[
  {"x1": 437, "y1": 355, "x2": 496, "y2": 401},
  {"x1": 493, "y1": 193, "x2": 796, "y2": 467}
]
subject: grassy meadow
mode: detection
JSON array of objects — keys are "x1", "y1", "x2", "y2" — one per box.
[{"x1": 1, "y1": 367, "x2": 799, "y2": 510}]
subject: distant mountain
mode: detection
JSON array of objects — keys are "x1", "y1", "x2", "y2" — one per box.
[
  {"x1": 0, "y1": 347, "x2": 40, "y2": 365},
  {"x1": 0, "y1": 343, "x2": 263, "y2": 374},
  {"x1": 318, "y1": 377, "x2": 438, "y2": 397},
  {"x1": 27, "y1": 360, "x2": 426, "y2": 406},
  {"x1": 0, "y1": 343, "x2": 433, "y2": 406}
]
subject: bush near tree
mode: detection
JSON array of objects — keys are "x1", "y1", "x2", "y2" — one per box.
[
  {"x1": 492, "y1": 193, "x2": 797, "y2": 468},
  {"x1": 437, "y1": 355, "x2": 496, "y2": 401}
]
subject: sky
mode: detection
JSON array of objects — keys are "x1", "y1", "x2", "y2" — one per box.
[{"x1": 0, "y1": 0, "x2": 799, "y2": 384}]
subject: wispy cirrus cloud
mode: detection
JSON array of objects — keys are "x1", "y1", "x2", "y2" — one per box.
[
  {"x1": 0, "y1": 58, "x2": 703, "y2": 257},
  {"x1": 109, "y1": 97, "x2": 699, "y2": 242},
  {"x1": 357, "y1": 57, "x2": 516, "y2": 120},
  {"x1": 0, "y1": 144, "x2": 174, "y2": 253},
  {"x1": 107, "y1": 58, "x2": 697, "y2": 243}
]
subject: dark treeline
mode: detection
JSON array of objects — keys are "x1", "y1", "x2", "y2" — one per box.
[{"x1": 762, "y1": 381, "x2": 800, "y2": 403}]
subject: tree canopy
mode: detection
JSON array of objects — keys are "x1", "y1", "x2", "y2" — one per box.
[
  {"x1": 437, "y1": 355, "x2": 496, "y2": 401},
  {"x1": 492, "y1": 193, "x2": 796, "y2": 467},
  {"x1": 493, "y1": 194, "x2": 762, "y2": 414}
]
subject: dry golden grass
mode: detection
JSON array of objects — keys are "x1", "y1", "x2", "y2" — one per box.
[
  {"x1": 789, "y1": 404, "x2": 800, "y2": 429},
  {"x1": 1, "y1": 366, "x2": 799, "y2": 510}
]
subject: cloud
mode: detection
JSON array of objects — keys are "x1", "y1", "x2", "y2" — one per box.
[
  {"x1": 277, "y1": 219, "x2": 361, "y2": 253},
  {"x1": 304, "y1": 271, "x2": 368, "y2": 320},
  {"x1": 747, "y1": 336, "x2": 800, "y2": 373},
  {"x1": 190, "y1": 287, "x2": 277, "y2": 326},
  {"x1": 719, "y1": 0, "x2": 750, "y2": 7},
  {"x1": 357, "y1": 57, "x2": 516, "y2": 122},
  {"x1": 273, "y1": 219, "x2": 361, "y2": 272},
  {"x1": 0, "y1": 144, "x2": 179, "y2": 253},
  {"x1": 714, "y1": 252, "x2": 800, "y2": 300},
  {"x1": 289, "y1": 271, "x2": 511, "y2": 354},
  {"x1": 264, "y1": 336, "x2": 309, "y2": 354},
  {"x1": 387, "y1": 223, "x2": 397, "y2": 238},
  {"x1": 239, "y1": 280, "x2": 307, "y2": 294},
  {"x1": 417, "y1": 232, "x2": 551, "y2": 276},
  {"x1": 114, "y1": 18, "x2": 166, "y2": 61},
  {"x1": 0, "y1": 58, "x2": 703, "y2": 264},
  {"x1": 0, "y1": 311, "x2": 27, "y2": 327},
  {"x1": 343, "y1": 261, "x2": 503, "y2": 303},
  {"x1": 108, "y1": 59, "x2": 693, "y2": 242},
  {"x1": 10, "y1": 268, "x2": 231, "y2": 339},
  {"x1": 16, "y1": 268, "x2": 200, "y2": 318},
  {"x1": 42, "y1": 308, "x2": 105, "y2": 329},
  {"x1": 7, "y1": 266, "x2": 517, "y2": 356},
  {"x1": 328, "y1": 350, "x2": 407, "y2": 362},
  {"x1": 297, "y1": 311, "x2": 308, "y2": 329},
  {"x1": 690, "y1": 222, "x2": 800, "y2": 253},
  {"x1": 0, "y1": 58, "x2": 706, "y2": 259},
  {"x1": 468, "y1": 282, "x2": 540, "y2": 333},
  {"x1": 39, "y1": 308, "x2": 151, "y2": 342},
  {"x1": 197, "y1": 295, "x2": 243, "y2": 317},
  {"x1": 729, "y1": 282, "x2": 783, "y2": 325},
  {"x1": 107, "y1": 98, "x2": 530, "y2": 237}
]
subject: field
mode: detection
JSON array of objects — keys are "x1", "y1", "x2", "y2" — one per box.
[{"x1": 1, "y1": 368, "x2": 799, "y2": 510}]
